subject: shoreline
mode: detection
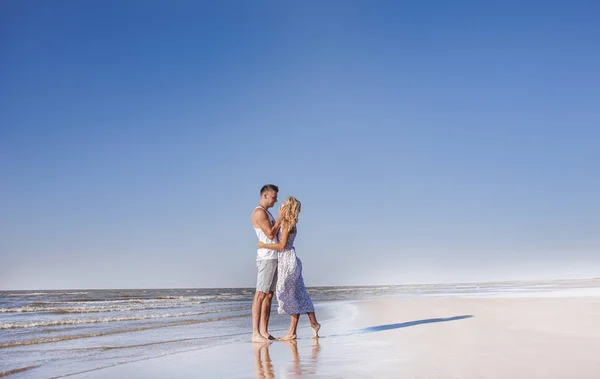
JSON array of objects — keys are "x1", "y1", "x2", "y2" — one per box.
[{"x1": 62, "y1": 294, "x2": 600, "y2": 379}]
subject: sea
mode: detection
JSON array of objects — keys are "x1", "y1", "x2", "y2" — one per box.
[{"x1": 2, "y1": 279, "x2": 599, "y2": 378}]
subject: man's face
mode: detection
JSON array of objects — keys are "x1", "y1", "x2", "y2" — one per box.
[{"x1": 264, "y1": 190, "x2": 278, "y2": 208}]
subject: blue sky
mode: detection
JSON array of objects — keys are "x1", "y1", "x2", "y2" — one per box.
[{"x1": 1, "y1": 1, "x2": 599, "y2": 289}]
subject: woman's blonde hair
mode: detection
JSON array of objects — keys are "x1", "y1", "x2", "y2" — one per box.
[{"x1": 280, "y1": 196, "x2": 301, "y2": 232}]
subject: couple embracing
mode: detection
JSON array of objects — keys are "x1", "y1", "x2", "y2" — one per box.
[{"x1": 250, "y1": 184, "x2": 321, "y2": 343}]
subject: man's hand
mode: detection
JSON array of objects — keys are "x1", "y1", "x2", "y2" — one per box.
[{"x1": 258, "y1": 241, "x2": 266, "y2": 249}]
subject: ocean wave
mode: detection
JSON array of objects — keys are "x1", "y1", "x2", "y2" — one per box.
[
  {"x1": 1, "y1": 296, "x2": 250, "y2": 314},
  {"x1": 155, "y1": 295, "x2": 215, "y2": 300},
  {"x1": 0, "y1": 306, "x2": 250, "y2": 329},
  {"x1": 30, "y1": 294, "x2": 250, "y2": 305},
  {"x1": 0, "y1": 304, "x2": 188, "y2": 314},
  {"x1": 0, "y1": 365, "x2": 41, "y2": 377},
  {"x1": 4, "y1": 292, "x2": 90, "y2": 297},
  {"x1": 0, "y1": 313, "x2": 249, "y2": 348},
  {"x1": 155, "y1": 295, "x2": 248, "y2": 301}
]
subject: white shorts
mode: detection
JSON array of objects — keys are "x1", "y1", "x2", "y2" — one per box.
[{"x1": 256, "y1": 259, "x2": 278, "y2": 293}]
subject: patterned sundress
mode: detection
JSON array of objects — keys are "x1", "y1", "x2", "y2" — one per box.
[{"x1": 275, "y1": 228, "x2": 315, "y2": 315}]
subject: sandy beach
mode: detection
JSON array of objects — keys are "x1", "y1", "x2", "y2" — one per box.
[{"x1": 69, "y1": 293, "x2": 600, "y2": 379}]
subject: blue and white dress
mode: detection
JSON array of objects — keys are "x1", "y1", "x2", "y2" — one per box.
[{"x1": 275, "y1": 228, "x2": 315, "y2": 315}]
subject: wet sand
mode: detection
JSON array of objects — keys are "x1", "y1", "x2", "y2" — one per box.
[{"x1": 71, "y1": 295, "x2": 600, "y2": 378}]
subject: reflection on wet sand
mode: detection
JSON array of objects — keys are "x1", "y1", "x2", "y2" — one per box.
[
  {"x1": 283, "y1": 340, "x2": 301, "y2": 376},
  {"x1": 254, "y1": 339, "x2": 321, "y2": 378},
  {"x1": 253, "y1": 343, "x2": 274, "y2": 379}
]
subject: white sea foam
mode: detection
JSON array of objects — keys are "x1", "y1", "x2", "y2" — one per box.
[
  {"x1": 0, "y1": 295, "x2": 249, "y2": 315},
  {"x1": 4, "y1": 292, "x2": 90, "y2": 297},
  {"x1": 48, "y1": 295, "x2": 247, "y2": 305},
  {"x1": 6, "y1": 292, "x2": 51, "y2": 297},
  {"x1": 0, "y1": 304, "x2": 182, "y2": 313},
  {"x1": 0, "y1": 307, "x2": 249, "y2": 329}
]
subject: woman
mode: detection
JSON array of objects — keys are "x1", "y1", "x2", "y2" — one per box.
[{"x1": 258, "y1": 196, "x2": 321, "y2": 340}]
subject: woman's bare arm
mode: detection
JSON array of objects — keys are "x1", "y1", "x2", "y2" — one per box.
[{"x1": 258, "y1": 226, "x2": 289, "y2": 250}]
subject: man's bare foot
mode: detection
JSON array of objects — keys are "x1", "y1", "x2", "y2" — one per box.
[
  {"x1": 261, "y1": 333, "x2": 276, "y2": 340},
  {"x1": 252, "y1": 334, "x2": 269, "y2": 343},
  {"x1": 277, "y1": 334, "x2": 296, "y2": 341},
  {"x1": 311, "y1": 323, "x2": 321, "y2": 339}
]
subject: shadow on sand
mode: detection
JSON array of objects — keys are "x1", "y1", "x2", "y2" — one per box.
[{"x1": 329, "y1": 315, "x2": 473, "y2": 337}]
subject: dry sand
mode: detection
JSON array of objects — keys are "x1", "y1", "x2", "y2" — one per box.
[{"x1": 71, "y1": 295, "x2": 600, "y2": 378}]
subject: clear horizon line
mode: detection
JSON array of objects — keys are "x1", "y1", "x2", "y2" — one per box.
[{"x1": 1, "y1": 276, "x2": 598, "y2": 292}]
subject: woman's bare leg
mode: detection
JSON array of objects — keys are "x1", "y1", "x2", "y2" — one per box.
[
  {"x1": 283, "y1": 339, "x2": 300, "y2": 375},
  {"x1": 279, "y1": 314, "x2": 299, "y2": 340},
  {"x1": 307, "y1": 311, "x2": 320, "y2": 338}
]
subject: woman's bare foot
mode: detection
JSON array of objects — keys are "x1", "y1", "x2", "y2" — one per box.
[
  {"x1": 252, "y1": 333, "x2": 269, "y2": 343},
  {"x1": 311, "y1": 323, "x2": 321, "y2": 339},
  {"x1": 261, "y1": 334, "x2": 276, "y2": 341},
  {"x1": 311, "y1": 338, "x2": 321, "y2": 357},
  {"x1": 277, "y1": 334, "x2": 297, "y2": 341}
]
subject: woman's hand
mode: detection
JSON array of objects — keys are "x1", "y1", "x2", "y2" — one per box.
[{"x1": 258, "y1": 241, "x2": 266, "y2": 249}]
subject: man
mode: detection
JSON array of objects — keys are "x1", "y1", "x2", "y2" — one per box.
[{"x1": 251, "y1": 184, "x2": 281, "y2": 342}]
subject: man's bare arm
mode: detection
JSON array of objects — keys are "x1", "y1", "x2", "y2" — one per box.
[{"x1": 252, "y1": 209, "x2": 281, "y2": 240}]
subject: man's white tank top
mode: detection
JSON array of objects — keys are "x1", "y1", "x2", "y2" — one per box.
[{"x1": 254, "y1": 206, "x2": 279, "y2": 261}]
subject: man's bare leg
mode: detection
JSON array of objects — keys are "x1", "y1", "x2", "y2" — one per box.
[
  {"x1": 253, "y1": 343, "x2": 273, "y2": 378},
  {"x1": 279, "y1": 314, "x2": 299, "y2": 340},
  {"x1": 252, "y1": 291, "x2": 269, "y2": 343},
  {"x1": 259, "y1": 291, "x2": 275, "y2": 340},
  {"x1": 260, "y1": 344, "x2": 274, "y2": 379},
  {"x1": 307, "y1": 311, "x2": 321, "y2": 338}
]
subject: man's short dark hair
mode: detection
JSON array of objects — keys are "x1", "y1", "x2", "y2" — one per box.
[{"x1": 260, "y1": 184, "x2": 279, "y2": 195}]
